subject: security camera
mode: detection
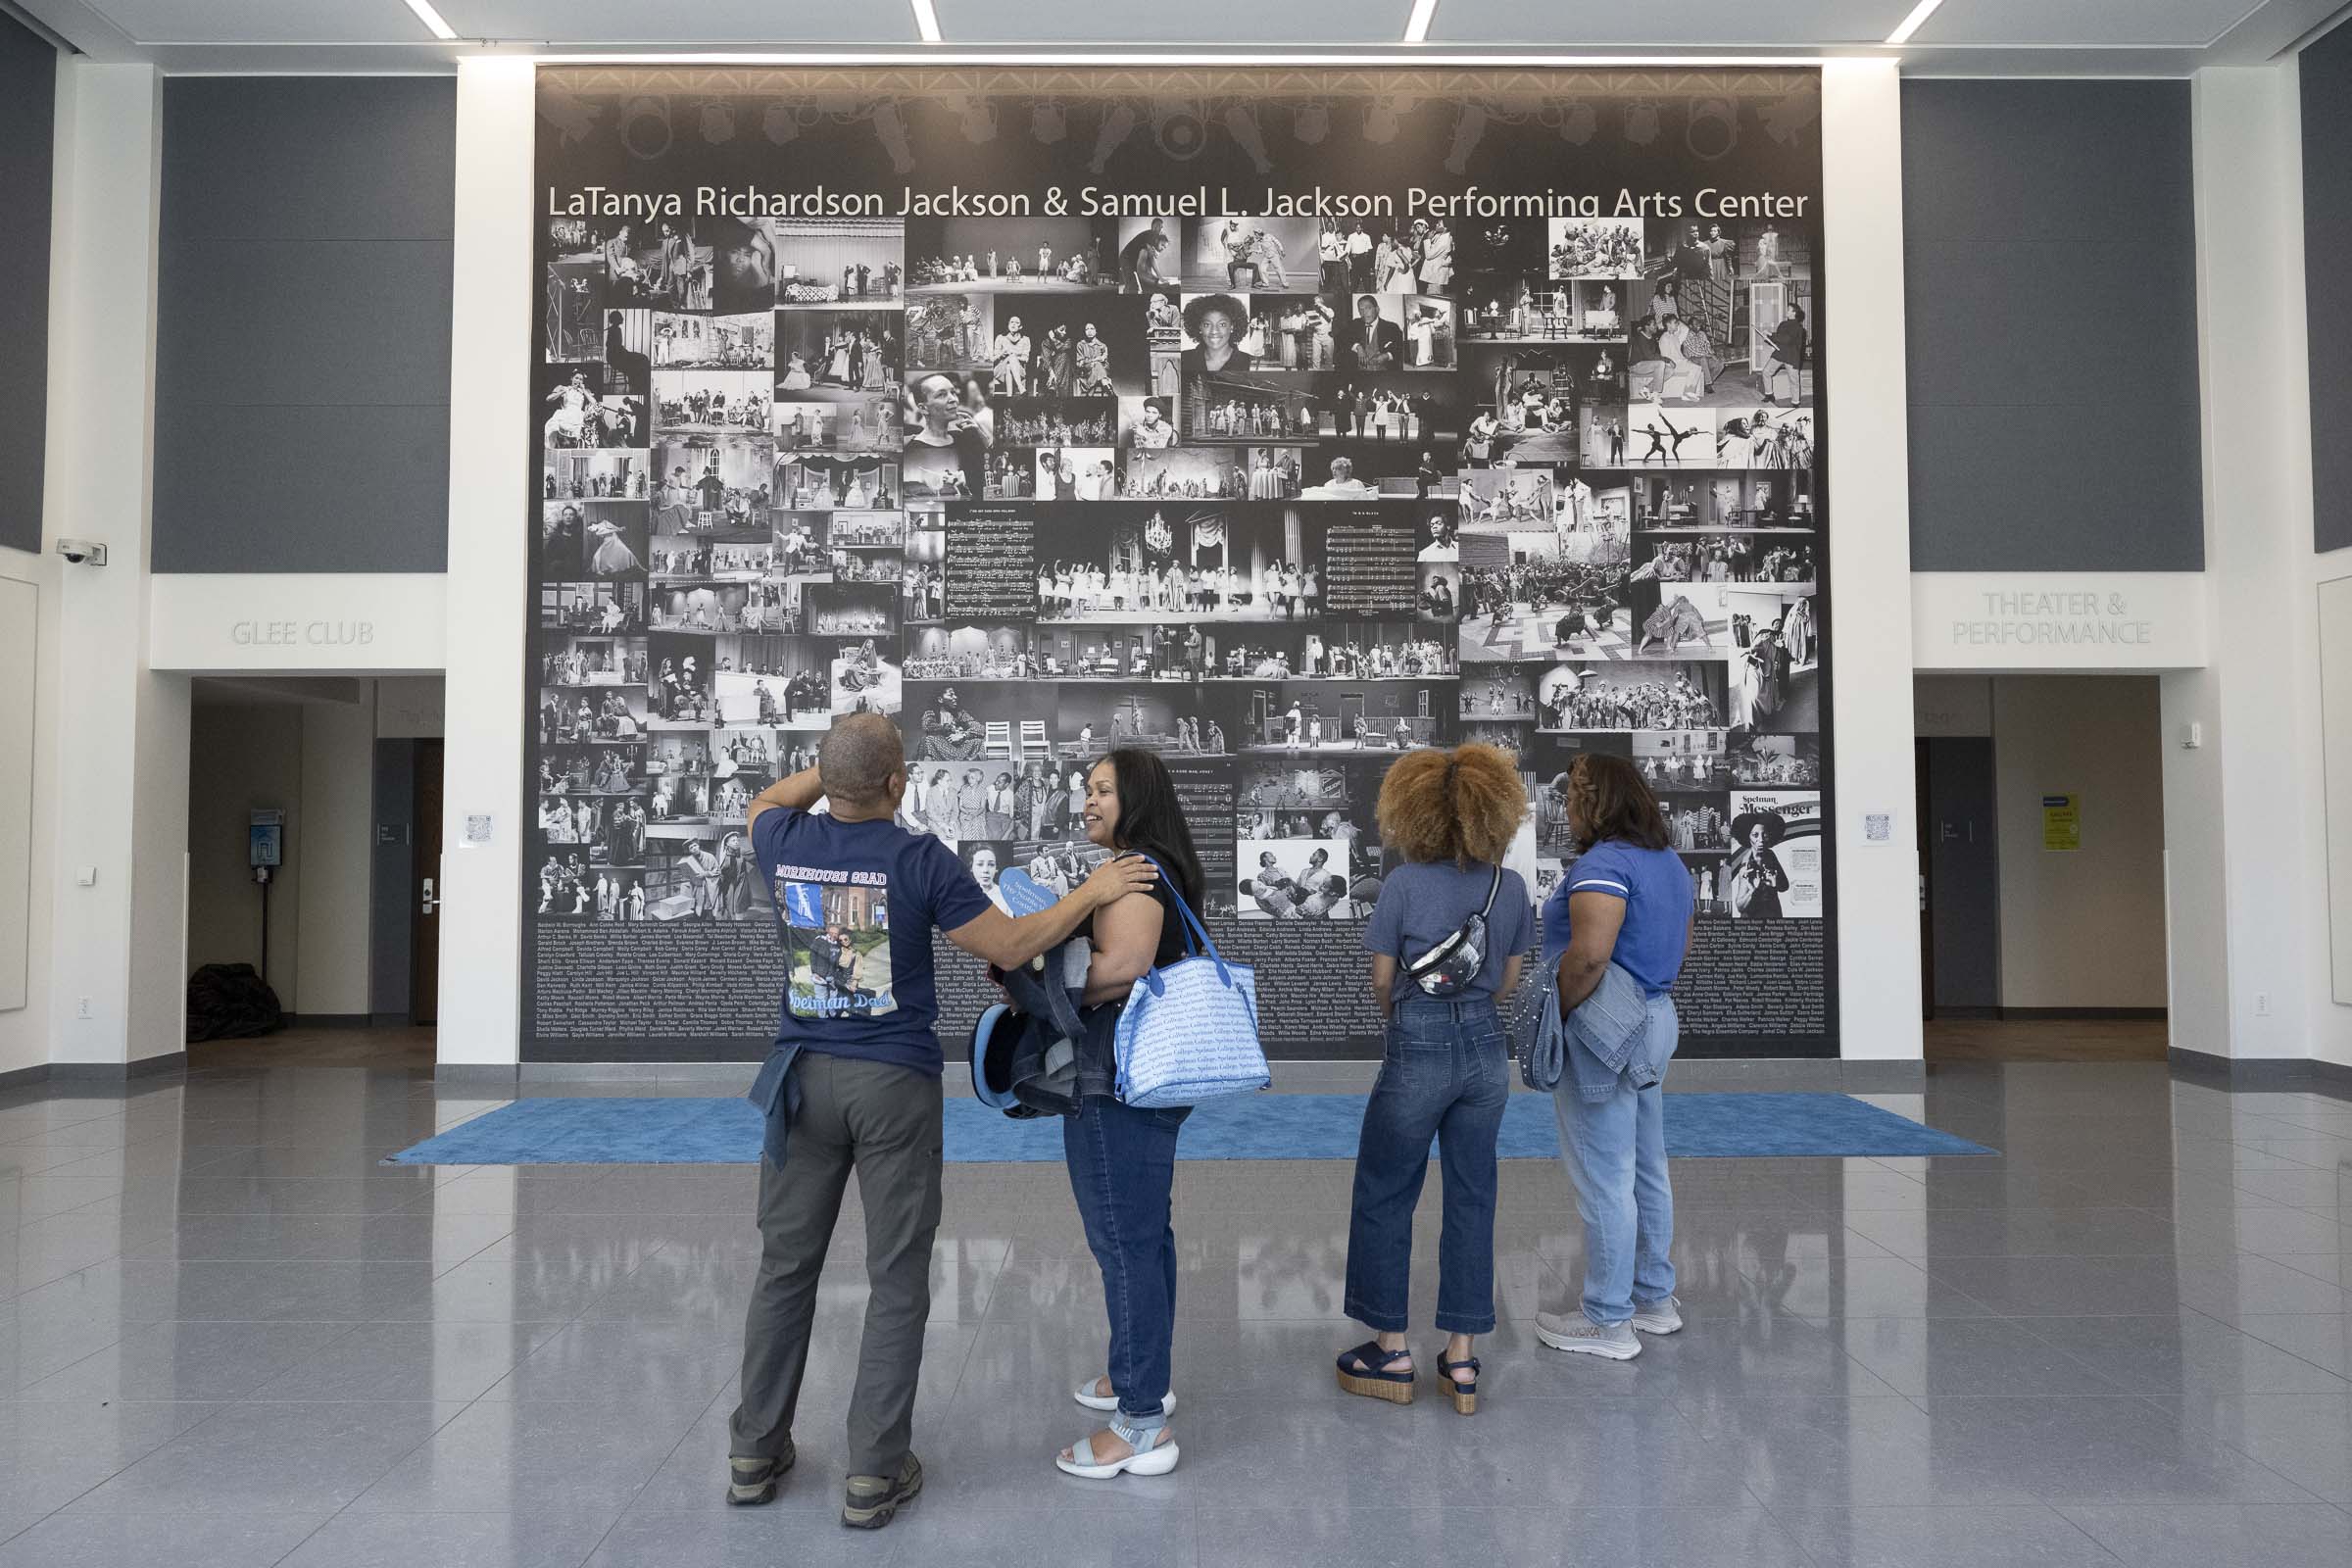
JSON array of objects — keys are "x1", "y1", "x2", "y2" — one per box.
[{"x1": 56, "y1": 538, "x2": 107, "y2": 566}]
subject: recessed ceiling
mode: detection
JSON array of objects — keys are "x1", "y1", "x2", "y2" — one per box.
[
  {"x1": 1431, "y1": 2, "x2": 1918, "y2": 49},
  {"x1": 444, "y1": 1, "x2": 922, "y2": 45},
  {"x1": 896, "y1": 1, "x2": 1407, "y2": 46},
  {"x1": 1914, "y1": 0, "x2": 2284, "y2": 49},
  {"x1": 13, "y1": 0, "x2": 2350, "y2": 74}
]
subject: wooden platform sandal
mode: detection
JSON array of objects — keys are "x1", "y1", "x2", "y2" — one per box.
[
  {"x1": 1435, "y1": 1349, "x2": 1480, "y2": 1415},
  {"x1": 1335, "y1": 1341, "x2": 1417, "y2": 1404}
]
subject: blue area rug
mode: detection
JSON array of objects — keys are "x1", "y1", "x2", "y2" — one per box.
[{"x1": 386, "y1": 1092, "x2": 1990, "y2": 1165}]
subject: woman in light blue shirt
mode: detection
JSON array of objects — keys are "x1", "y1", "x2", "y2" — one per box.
[{"x1": 1536, "y1": 754, "x2": 1694, "y2": 1361}]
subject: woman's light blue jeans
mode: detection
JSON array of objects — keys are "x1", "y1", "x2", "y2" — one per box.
[{"x1": 1553, "y1": 1069, "x2": 1676, "y2": 1326}]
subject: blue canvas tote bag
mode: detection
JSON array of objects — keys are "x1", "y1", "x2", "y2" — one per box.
[{"x1": 1111, "y1": 857, "x2": 1270, "y2": 1107}]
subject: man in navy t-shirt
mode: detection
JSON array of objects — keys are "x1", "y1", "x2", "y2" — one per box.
[{"x1": 727, "y1": 713, "x2": 1153, "y2": 1529}]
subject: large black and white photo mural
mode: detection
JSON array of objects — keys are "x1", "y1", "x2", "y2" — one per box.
[{"x1": 525, "y1": 67, "x2": 1834, "y2": 1060}]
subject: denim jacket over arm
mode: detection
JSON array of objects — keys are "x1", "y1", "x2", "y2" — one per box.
[
  {"x1": 746, "y1": 1043, "x2": 807, "y2": 1167},
  {"x1": 1562, "y1": 961, "x2": 1681, "y2": 1103}
]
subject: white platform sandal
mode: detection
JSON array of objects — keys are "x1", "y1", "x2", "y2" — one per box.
[
  {"x1": 1054, "y1": 1414, "x2": 1180, "y2": 1480},
  {"x1": 1073, "y1": 1377, "x2": 1174, "y2": 1416}
]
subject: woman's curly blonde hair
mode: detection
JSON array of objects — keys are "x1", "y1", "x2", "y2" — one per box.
[{"x1": 1375, "y1": 743, "x2": 1528, "y2": 865}]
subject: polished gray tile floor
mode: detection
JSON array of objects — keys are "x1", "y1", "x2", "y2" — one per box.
[{"x1": 3, "y1": 1057, "x2": 2352, "y2": 1566}]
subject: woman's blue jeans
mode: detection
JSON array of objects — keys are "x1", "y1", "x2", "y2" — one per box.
[
  {"x1": 1555, "y1": 1071, "x2": 1676, "y2": 1326},
  {"x1": 1062, "y1": 1094, "x2": 1189, "y2": 1433},
  {"x1": 1343, "y1": 995, "x2": 1511, "y2": 1337}
]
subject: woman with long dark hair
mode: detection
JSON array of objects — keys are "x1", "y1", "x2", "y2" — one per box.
[
  {"x1": 1535, "y1": 754, "x2": 1694, "y2": 1362},
  {"x1": 1054, "y1": 748, "x2": 1206, "y2": 1481}
]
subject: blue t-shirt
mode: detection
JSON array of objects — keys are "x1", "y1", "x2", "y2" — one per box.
[
  {"x1": 752, "y1": 808, "x2": 992, "y2": 1075},
  {"x1": 1541, "y1": 839, "x2": 1693, "y2": 998},
  {"x1": 1364, "y1": 861, "x2": 1534, "y2": 998}
]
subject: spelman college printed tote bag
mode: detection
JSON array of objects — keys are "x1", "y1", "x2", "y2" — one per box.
[{"x1": 1111, "y1": 858, "x2": 1270, "y2": 1107}]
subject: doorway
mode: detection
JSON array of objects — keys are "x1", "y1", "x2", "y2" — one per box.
[
  {"x1": 183, "y1": 675, "x2": 445, "y2": 1067},
  {"x1": 1913, "y1": 674, "x2": 2170, "y2": 1062}
]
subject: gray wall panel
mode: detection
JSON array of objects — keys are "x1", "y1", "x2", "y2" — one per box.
[
  {"x1": 152, "y1": 403, "x2": 451, "y2": 574},
  {"x1": 1909, "y1": 406, "x2": 2205, "y2": 572},
  {"x1": 2304, "y1": 23, "x2": 2352, "y2": 554},
  {"x1": 1903, "y1": 79, "x2": 2204, "y2": 571},
  {"x1": 161, "y1": 77, "x2": 457, "y2": 242},
  {"x1": 0, "y1": 15, "x2": 55, "y2": 556},
  {"x1": 154, "y1": 78, "x2": 454, "y2": 574},
  {"x1": 158, "y1": 240, "x2": 456, "y2": 407},
  {"x1": 1902, "y1": 82, "x2": 2197, "y2": 244},
  {"x1": 1906, "y1": 242, "x2": 2199, "y2": 407}
]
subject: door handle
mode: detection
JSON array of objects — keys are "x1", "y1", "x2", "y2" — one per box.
[{"x1": 419, "y1": 877, "x2": 440, "y2": 915}]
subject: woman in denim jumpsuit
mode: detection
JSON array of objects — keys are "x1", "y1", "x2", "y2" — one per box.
[{"x1": 1335, "y1": 745, "x2": 1533, "y2": 1414}]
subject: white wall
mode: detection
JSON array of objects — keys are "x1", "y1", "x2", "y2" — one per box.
[
  {"x1": 436, "y1": 58, "x2": 534, "y2": 1066},
  {"x1": 1989, "y1": 677, "x2": 2169, "y2": 1010},
  {"x1": 0, "y1": 554, "x2": 59, "y2": 1079},
  {"x1": 1914, "y1": 675, "x2": 1992, "y2": 738},
  {"x1": 2183, "y1": 63, "x2": 2352, "y2": 1067},
  {"x1": 186, "y1": 703, "x2": 304, "y2": 1002},
  {"x1": 376, "y1": 675, "x2": 445, "y2": 738},
  {"x1": 2322, "y1": 580, "x2": 2352, "y2": 1004},
  {"x1": 295, "y1": 685, "x2": 377, "y2": 1014},
  {"x1": 1822, "y1": 61, "x2": 1926, "y2": 1060},
  {"x1": 0, "y1": 577, "x2": 36, "y2": 1016},
  {"x1": 2162, "y1": 665, "x2": 2230, "y2": 1054},
  {"x1": 42, "y1": 61, "x2": 187, "y2": 1067}
]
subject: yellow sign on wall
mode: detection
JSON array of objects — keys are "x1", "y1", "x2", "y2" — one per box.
[{"x1": 2041, "y1": 794, "x2": 2081, "y2": 852}]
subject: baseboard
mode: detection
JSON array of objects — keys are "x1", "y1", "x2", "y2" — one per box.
[
  {"x1": 517, "y1": 1061, "x2": 760, "y2": 1086},
  {"x1": 2169, "y1": 1046, "x2": 2352, "y2": 1094},
  {"x1": 0, "y1": 1061, "x2": 50, "y2": 1092},
  {"x1": 1930, "y1": 1005, "x2": 2002, "y2": 1020},
  {"x1": 285, "y1": 1013, "x2": 373, "y2": 1029},
  {"x1": 1998, "y1": 1007, "x2": 2168, "y2": 1022},
  {"x1": 434, "y1": 1064, "x2": 520, "y2": 1089},
  {"x1": 477, "y1": 1057, "x2": 1932, "y2": 1097},
  {"x1": 370, "y1": 1011, "x2": 413, "y2": 1027},
  {"x1": 49, "y1": 1050, "x2": 187, "y2": 1081}
]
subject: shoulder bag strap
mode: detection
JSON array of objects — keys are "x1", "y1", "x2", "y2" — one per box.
[{"x1": 1126, "y1": 852, "x2": 1218, "y2": 960}]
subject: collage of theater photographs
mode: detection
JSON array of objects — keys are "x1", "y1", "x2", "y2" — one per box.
[{"x1": 531, "y1": 170, "x2": 1829, "y2": 1055}]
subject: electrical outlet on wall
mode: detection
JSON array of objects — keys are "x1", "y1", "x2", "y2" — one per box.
[
  {"x1": 2255, "y1": 992, "x2": 2273, "y2": 1017},
  {"x1": 75, "y1": 997, "x2": 91, "y2": 1019}
]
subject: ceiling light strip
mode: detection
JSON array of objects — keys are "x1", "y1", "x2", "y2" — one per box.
[
  {"x1": 1886, "y1": 0, "x2": 1946, "y2": 46},
  {"x1": 530, "y1": 50, "x2": 1865, "y2": 67},
  {"x1": 909, "y1": 0, "x2": 944, "y2": 44},
  {"x1": 402, "y1": 0, "x2": 459, "y2": 42},
  {"x1": 1403, "y1": 0, "x2": 1440, "y2": 44}
]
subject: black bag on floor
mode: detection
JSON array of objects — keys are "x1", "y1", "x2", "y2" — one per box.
[{"x1": 185, "y1": 962, "x2": 284, "y2": 1042}]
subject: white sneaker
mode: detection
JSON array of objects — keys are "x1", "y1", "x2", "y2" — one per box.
[
  {"x1": 1535, "y1": 1311, "x2": 1642, "y2": 1359},
  {"x1": 1631, "y1": 1296, "x2": 1684, "y2": 1335}
]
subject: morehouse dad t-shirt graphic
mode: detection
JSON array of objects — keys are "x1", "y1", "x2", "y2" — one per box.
[{"x1": 777, "y1": 864, "x2": 894, "y2": 1018}]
